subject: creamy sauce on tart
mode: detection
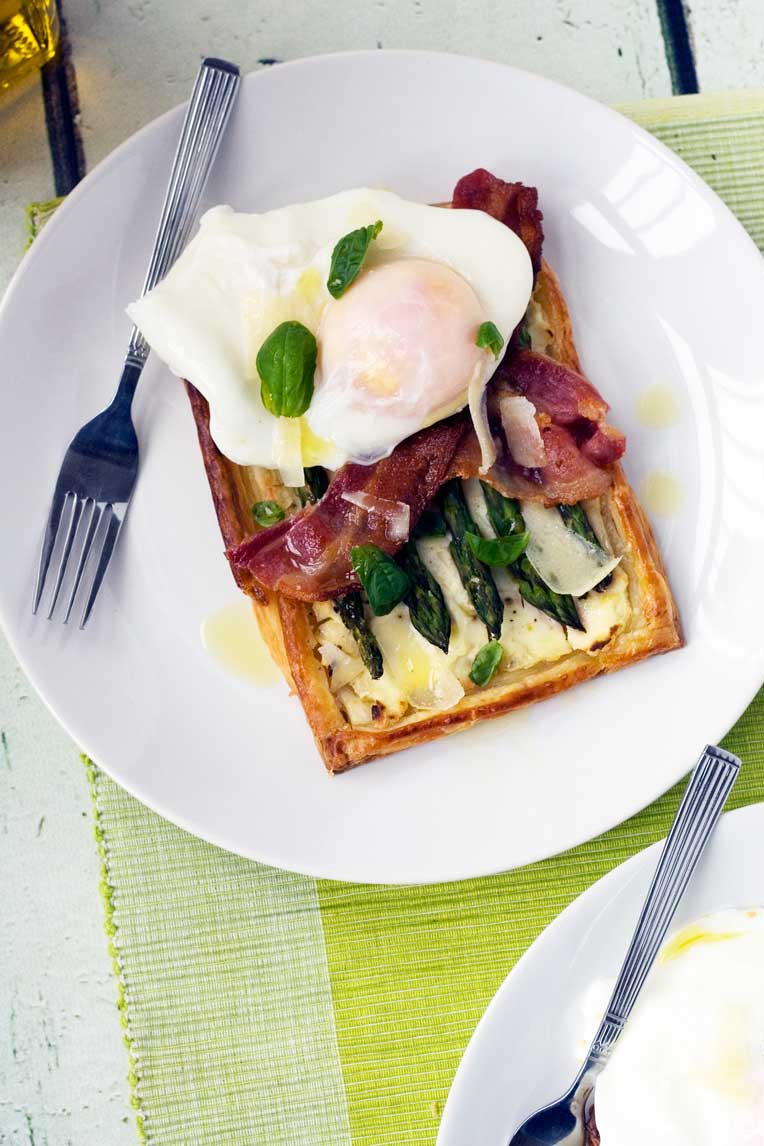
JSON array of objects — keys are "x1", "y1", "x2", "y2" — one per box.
[{"x1": 313, "y1": 480, "x2": 631, "y2": 726}]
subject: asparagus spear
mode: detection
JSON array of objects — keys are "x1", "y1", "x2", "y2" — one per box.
[
  {"x1": 333, "y1": 591, "x2": 384, "y2": 680},
  {"x1": 298, "y1": 465, "x2": 329, "y2": 506},
  {"x1": 298, "y1": 466, "x2": 386, "y2": 677},
  {"x1": 557, "y1": 503, "x2": 612, "y2": 591},
  {"x1": 509, "y1": 559, "x2": 584, "y2": 630},
  {"x1": 480, "y1": 482, "x2": 584, "y2": 631},
  {"x1": 397, "y1": 541, "x2": 451, "y2": 653},
  {"x1": 440, "y1": 480, "x2": 504, "y2": 641},
  {"x1": 412, "y1": 505, "x2": 447, "y2": 540}
]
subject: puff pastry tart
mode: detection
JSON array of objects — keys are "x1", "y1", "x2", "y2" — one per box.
[{"x1": 131, "y1": 168, "x2": 682, "y2": 772}]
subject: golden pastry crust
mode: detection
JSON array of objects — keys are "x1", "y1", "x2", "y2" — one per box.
[
  {"x1": 186, "y1": 249, "x2": 682, "y2": 773},
  {"x1": 526, "y1": 259, "x2": 581, "y2": 370}
]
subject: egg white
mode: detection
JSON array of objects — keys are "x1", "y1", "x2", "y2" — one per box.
[
  {"x1": 128, "y1": 188, "x2": 533, "y2": 481},
  {"x1": 593, "y1": 908, "x2": 764, "y2": 1146}
]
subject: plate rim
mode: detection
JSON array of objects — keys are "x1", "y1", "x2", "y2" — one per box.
[
  {"x1": 437, "y1": 801, "x2": 764, "y2": 1142},
  {"x1": 1, "y1": 50, "x2": 763, "y2": 882},
  {"x1": 6, "y1": 49, "x2": 763, "y2": 325}
]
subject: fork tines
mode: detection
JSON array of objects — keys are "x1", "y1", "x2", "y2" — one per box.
[
  {"x1": 33, "y1": 488, "x2": 124, "y2": 628},
  {"x1": 31, "y1": 57, "x2": 240, "y2": 631}
]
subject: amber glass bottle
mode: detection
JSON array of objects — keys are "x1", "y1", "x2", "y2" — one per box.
[{"x1": 0, "y1": 0, "x2": 58, "y2": 92}]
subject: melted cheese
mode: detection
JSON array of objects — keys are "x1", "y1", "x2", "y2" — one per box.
[
  {"x1": 524, "y1": 297, "x2": 556, "y2": 356},
  {"x1": 568, "y1": 567, "x2": 630, "y2": 649},
  {"x1": 371, "y1": 607, "x2": 465, "y2": 711},
  {"x1": 327, "y1": 566, "x2": 629, "y2": 725},
  {"x1": 314, "y1": 481, "x2": 631, "y2": 726},
  {"x1": 317, "y1": 641, "x2": 364, "y2": 690}
]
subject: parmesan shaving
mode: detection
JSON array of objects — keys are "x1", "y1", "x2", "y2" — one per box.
[
  {"x1": 499, "y1": 394, "x2": 546, "y2": 468},
  {"x1": 467, "y1": 364, "x2": 497, "y2": 473},
  {"x1": 521, "y1": 500, "x2": 621, "y2": 597},
  {"x1": 274, "y1": 416, "x2": 304, "y2": 488}
]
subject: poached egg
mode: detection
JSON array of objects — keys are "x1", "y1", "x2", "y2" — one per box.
[
  {"x1": 591, "y1": 908, "x2": 764, "y2": 1146},
  {"x1": 127, "y1": 188, "x2": 533, "y2": 483}
]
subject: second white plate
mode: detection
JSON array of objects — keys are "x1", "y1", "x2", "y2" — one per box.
[
  {"x1": 438, "y1": 803, "x2": 764, "y2": 1144},
  {"x1": 1, "y1": 52, "x2": 764, "y2": 881}
]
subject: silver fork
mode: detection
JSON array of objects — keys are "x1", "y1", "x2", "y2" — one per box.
[
  {"x1": 33, "y1": 56, "x2": 240, "y2": 628},
  {"x1": 508, "y1": 743, "x2": 741, "y2": 1146}
]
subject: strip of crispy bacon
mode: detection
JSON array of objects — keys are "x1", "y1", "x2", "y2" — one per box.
[
  {"x1": 579, "y1": 422, "x2": 626, "y2": 466},
  {"x1": 230, "y1": 175, "x2": 622, "y2": 600},
  {"x1": 448, "y1": 424, "x2": 612, "y2": 503},
  {"x1": 229, "y1": 417, "x2": 469, "y2": 601},
  {"x1": 450, "y1": 349, "x2": 624, "y2": 503},
  {"x1": 517, "y1": 424, "x2": 612, "y2": 500},
  {"x1": 452, "y1": 168, "x2": 544, "y2": 276},
  {"x1": 502, "y1": 350, "x2": 625, "y2": 465},
  {"x1": 502, "y1": 349, "x2": 609, "y2": 425}
]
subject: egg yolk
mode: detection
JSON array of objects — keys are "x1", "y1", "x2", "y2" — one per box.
[{"x1": 309, "y1": 258, "x2": 486, "y2": 461}]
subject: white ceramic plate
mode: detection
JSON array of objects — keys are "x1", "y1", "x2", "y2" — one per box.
[
  {"x1": 1, "y1": 52, "x2": 764, "y2": 883},
  {"x1": 438, "y1": 802, "x2": 764, "y2": 1144}
]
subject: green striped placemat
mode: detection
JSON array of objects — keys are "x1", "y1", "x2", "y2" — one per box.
[
  {"x1": 91, "y1": 707, "x2": 764, "y2": 1146},
  {"x1": 32, "y1": 88, "x2": 764, "y2": 1145}
]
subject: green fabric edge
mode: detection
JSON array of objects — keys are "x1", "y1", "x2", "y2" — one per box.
[
  {"x1": 25, "y1": 196, "x2": 66, "y2": 247},
  {"x1": 84, "y1": 756, "x2": 148, "y2": 1144}
]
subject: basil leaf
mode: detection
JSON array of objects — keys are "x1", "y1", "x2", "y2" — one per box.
[
  {"x1": 469, "y1": 640, "x2": 504, "y2": 686},
  {"x1": 351, "y1": 544, "x2": 410, "y2": 616},
  {"x1": 412, "y1": 507, "x2": 448, "y2": 540},
  {"x1": 465, "y1": 530, "x2": 529, "y2": 566},
  {"x1": 327, "y1": 220, "x2": 383, "y2": 299},
  {"x1": 252, "y1": 500, "x2": 286, "y2": 527},
  {"x1": 257, "y1": 320, "x2": 317, "y2": 417},
  {"x1": 476, "y1": 320, "x2": 504, "y2": 358},
  {"x1": 517, "y1": 323, "x2": 531, "y2": 349}
]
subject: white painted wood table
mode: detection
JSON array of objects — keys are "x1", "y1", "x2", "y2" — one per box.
[{"x1": 1, "y1": 2, "x2": 763, "y2": 1141}]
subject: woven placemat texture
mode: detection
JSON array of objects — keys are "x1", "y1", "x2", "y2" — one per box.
[
  {"x1": 90, "y1": 695, "x2": 764, "y2": 1145},
  {"x1": 53, "y1": 88, "x2": 764, "y2": 1145}
]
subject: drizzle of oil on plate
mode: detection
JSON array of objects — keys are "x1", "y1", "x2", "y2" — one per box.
[
  {"x1": 636, "y1": 383, "x2": 681, "y2": 429},
  {"x1": 201, "y1": 601, "x2": 280, "y2": 685},
  {"x1": 640, "y1": 471, "x2": 684, "y2": 517}
]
